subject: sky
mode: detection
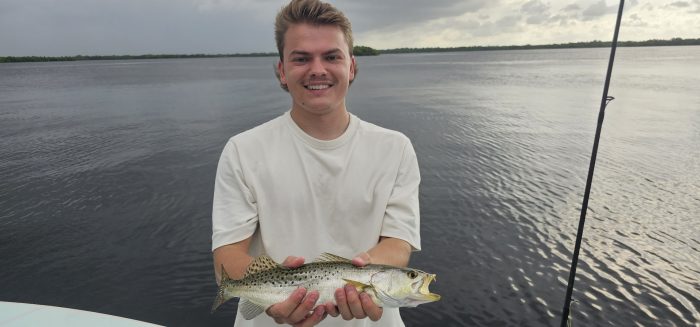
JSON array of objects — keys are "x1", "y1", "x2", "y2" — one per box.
[{"x1": 1, "y1": 0, "x2": 699, "y2": 56}]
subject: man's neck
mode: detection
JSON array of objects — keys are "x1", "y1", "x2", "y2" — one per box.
[{"x1": 290, "y1": 107, "x2": 350, "y2": 141}]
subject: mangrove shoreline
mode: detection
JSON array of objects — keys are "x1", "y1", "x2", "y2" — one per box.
[{"x1": 2, "y1": 37, "x2": 698, "y2": 63}]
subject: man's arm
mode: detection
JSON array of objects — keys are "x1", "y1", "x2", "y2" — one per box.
[
  {"x1": 364, "y1": 236, "x2": 412, "y2": 267},
  {"x1": 213, "y1": 237, "x2": 253, "y2": 283}
]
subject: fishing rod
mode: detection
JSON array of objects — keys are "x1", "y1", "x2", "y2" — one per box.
[{"x1": 560, "y1": 1, "x2": 625, "y2": 326}]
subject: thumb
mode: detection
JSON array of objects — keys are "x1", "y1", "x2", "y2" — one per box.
[
  {"x1": 352, "y1": 252, "x2": 371, "y2": 267},
  {"x1": 281, "y1": 256, "x2": 305, "y2": 268}
]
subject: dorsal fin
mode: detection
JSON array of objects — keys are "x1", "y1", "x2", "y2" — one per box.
[
  {"x1": 314, "y1": 252, "x2": 352, "y2": 263},
  {"x1": 244, "y1": 255, "x2": 280, "y2": 277},
  {"x1": 220, "y1": 264, "x2": 232, "y2": 283},
  {"x1": 211, "y1": 265, "x2": 230, "y2": 313}
]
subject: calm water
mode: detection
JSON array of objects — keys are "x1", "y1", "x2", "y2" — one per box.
[{"x1": 1, "y1": 47, "x2": 698, "y2": 326}]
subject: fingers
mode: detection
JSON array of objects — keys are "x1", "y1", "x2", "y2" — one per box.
[
  {"x1": 335, "y1": 287, "x2": 353, "y2": 320},
  {"x1": 266, "y1": 288, "x2": 307, "y2": 323},
  {"x1": 351, "y1": 252, "x2": 371, "y2": 267},
  {"x1": 323, "y1": 301, "x2": 339, "y2": 318},
  {"x1": 360, "y1": 292, "x2": 383, "y2": 321},
  {"x1": 266, "y1": 288, "x2": 318, "y2": 322},
  {"x1": 293, "y1": 306, "x2": 326, "y2": 327},
  {"x1": 334, "y1": 285, "x2": 384, "y2": 322},
  {"x1": 344, "y1": 285, "x2": 367, "y2": 319},
  {"x1": 335, "y1": 285, "x2": 367, "y2": 320},
  {"x1": 287, "y1": 290, "x2": 320, "y2": 324}
]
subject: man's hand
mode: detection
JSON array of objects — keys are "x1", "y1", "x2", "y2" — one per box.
[
  {"x1": 265, "y1": 256, "x2": 327, "y2": 326},
  {"x1": 324, "y1": 252, "x2": 383, "y2": 321}
]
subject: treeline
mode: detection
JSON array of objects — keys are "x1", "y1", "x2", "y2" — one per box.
[
  {"x1": 353, "y1": 46, "x2": 380, "y2": 56},
  {"x1": 0, "y1": 52, "x2": 277, "y2": 63},
  {"x1": 2, "y1": 38, "x2": 698, "y2": 63},
  {"x1": 0, "y1": 49, "x2": 380, "y2": 63},
  {"x1": 379, "y1": 37, "x2": 700, "y2": 54},
  {"x1": 0, "y1": 47, "x2": 379, "y2": 63}
]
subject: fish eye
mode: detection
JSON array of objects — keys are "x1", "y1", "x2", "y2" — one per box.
[{"x1": 406, "y1": 270, "x2": 418, "y2": 279}]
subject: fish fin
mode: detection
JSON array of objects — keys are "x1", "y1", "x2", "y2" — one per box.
[
  {"x1": 220, "y1": 264, "x2": 232, "y2": 283},
  {"x1": 315, "y1": 252, "x2": 352, "y2": 263},
  {"x1": 211, "y1": 267, "x2": 230, "y2": 313},
  {"x1": 370, "y1": 292, "x2": 402, "y2": 308},
  {"x1": 210, "y1": 288, "x2": 226, "y2": 313},
  {"x1": 239, "y1": 299, "x2": 266, "y2": 320},
  {"x1": 244, "y1": 255, "x2": 280, "y2": 277},
  {"x1": 342, "y1": 278, "x2": 372, "y2": 292}
]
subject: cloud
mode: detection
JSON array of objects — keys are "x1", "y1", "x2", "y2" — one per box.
[
  {"x1": 626, "y1": 13, "x2": 649, "y2": 27},
  {"x1": 1, "y1": 0, "x2": 699, "y2": 56},
  {"x1": 667, "y1": 1, "x2": 690, "y2": 8},
  {"x1": 521, "y1": 0, "x2": 551, "y2": 24},
  {"x1": 582, "y1": 0, "x2": 617, "y2": 20},
  {"x1": 0, "y1": 0, "x2": 277, "y2": 56},
  {"x1": 192, "y1": 0, "x2": 282, "y2": 19},
  {"x1": 666, "y1": 0, "x2": 700, "y2": 12},
  {"x1": 563, "y1": 4, "x2": 581, "y2": 12},
  {"x1": 340, "y1": 0, "x2": 492, "y2": 32},
  {"x1": 522, "y1": 0, "x2": 550, "y2": 14},
  {"x1": 356, "y1": 0, "x2": 687, "y2": 49}
]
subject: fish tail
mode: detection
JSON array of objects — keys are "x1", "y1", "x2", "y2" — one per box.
[{"x1": 211, "y1": 265, "x2": 233, "y2": 313}]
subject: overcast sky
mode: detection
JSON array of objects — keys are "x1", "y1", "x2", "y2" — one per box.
[{"x1": 1, "y1": 0, "x2": 699, "y2": 56}]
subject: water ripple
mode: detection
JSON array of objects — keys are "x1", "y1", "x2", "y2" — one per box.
[{"x1": 3, "y1": 49, "x2": 699, "y2": 327}]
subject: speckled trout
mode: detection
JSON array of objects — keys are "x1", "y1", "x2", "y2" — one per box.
[{"x1": 211, "y1": 253, "x2": 440, "y2": 319}]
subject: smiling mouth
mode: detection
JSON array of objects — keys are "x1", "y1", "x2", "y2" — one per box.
[{"x1": 305, "y1": 84, "x2": 332, "y2": 90}]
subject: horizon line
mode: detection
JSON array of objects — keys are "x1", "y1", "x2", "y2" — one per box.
[{"x1": 2, "y1": 37, "x2": 698, "y2": 61}]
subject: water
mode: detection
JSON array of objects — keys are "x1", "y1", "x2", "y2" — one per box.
[{"x1": 1, "y1": 47, "x2": 698, "y2": 326}]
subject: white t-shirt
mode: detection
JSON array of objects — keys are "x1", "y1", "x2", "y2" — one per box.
[{"x1": 212, "y1": 111, "x2": 421, "y2": 327}]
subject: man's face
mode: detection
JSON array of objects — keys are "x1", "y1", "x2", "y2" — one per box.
[{"x1": 278, "y1": 23, "x2": 356, "y2": 116}]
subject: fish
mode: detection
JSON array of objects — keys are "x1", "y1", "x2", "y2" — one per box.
[{"x1": 211, "y1": 252, "x2": 441, "y2": 319}]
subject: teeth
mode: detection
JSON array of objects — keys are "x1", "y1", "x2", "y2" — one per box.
[{"x1": 307, "y1": 85, "x2": 330, "y2": 90}]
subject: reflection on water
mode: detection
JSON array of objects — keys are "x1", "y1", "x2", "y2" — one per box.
[{"x1": 1, "y1": 47, "x2": 698, "y2": 326}]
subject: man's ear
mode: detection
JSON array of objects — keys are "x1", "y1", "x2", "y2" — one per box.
[
  {"x1": 277, "y1": 60, "x2": 287, "y2": 85},
  {"x1": 349, "y1": 56, "x2": 356, "y2": 82}
]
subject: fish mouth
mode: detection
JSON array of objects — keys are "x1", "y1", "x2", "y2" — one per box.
[{"x1": 414, "y1": 274, "x2": 441, "y2": 302}]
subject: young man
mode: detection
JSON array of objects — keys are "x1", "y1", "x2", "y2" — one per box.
[{"x1": 212, "y1": 0, "x2": 421, "y2": 326}]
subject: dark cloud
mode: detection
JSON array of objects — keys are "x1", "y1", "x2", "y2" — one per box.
[
  {"x1": 1, "y1": 0, "x2": 497, "y2": 56},
  {"x1": 626, "y1": 13, "x2": 649, "y2": 27},
  {"x1": 1, "y1": 0, "x2": 696, "y2": 56},
  {"x1": 437, "y1": 14, "x2": 522, "y2": 39},
  {"x1": 581, "y1": 0, "x2": 618, "y2": 20},
  {"x1": 521, "y1": 0, "x2": 551, "y2": 25},
  {"x1": 340, "y1": 0, "x2": 491, "y2": 32},
  {"x1": 555, "y1": 3, "x2": 583, "y2": 25},
  {"x1": 522, "y1": 0, "x2": 549, "y2": 14},
  {"x1": 665, "y1": 0, "x2": 700, "y2": 12},
  {"x1": 0, "y1": 0, "x2": 275, "y2": 56},
  {"x1": 668, "y1": 1, "x2": 690, "y2": 7},
  {"x1": 548, "y1": 14, "x2": 573, "y2": 26},
  {"x1": 496, "y1": 14, "x2": 522, "y2": 29},
  {"x1": 563, "y1": 4, "x2": 581, "y2": 12}
]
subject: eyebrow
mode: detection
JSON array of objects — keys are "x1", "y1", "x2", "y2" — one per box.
[{"x1": 289, "y1": 48, "x2": 343, "y2": 56}]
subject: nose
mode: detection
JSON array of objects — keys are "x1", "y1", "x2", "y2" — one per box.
[{"x1": 309, "y1": 57, "x2": 327, "y2": 77}]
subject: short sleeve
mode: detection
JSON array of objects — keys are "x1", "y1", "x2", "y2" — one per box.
[
  {"x1": 380, "y1": 139, "x2": 421, "y2": 251},
  {"x1": 211, "y1": 139, "x2": 259, "y2": 251}
]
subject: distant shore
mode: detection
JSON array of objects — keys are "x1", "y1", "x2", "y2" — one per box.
[{"x1": 1, "y1": 37, "x2": 698, "y2": 63}]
